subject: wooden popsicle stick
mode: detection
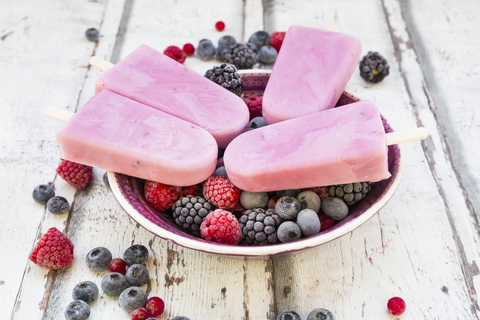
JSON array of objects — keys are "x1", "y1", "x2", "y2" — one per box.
[
  {"x1": 89, "y1": 56, "x2": 114, "y2": 71},
  {"x1": 386, "y1": 127, "x2": 429, "y2": 145},
  {"x1": 43, "y1": 106, "x2": 73, "y2": 122}
]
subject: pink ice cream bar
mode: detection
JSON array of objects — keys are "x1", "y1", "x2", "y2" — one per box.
[
  {"x1": 262, "y1": 25, "x2": 362, "y2": 125},
  {"x1": 56, "y1": 90, "x2": 218, "y2": 186},
  {"x1": 224, "y1": 100, "x2": 390, "y2": 192},
  {"x1": 95, "y1": 45, "x2": 249, "y2": 148}
]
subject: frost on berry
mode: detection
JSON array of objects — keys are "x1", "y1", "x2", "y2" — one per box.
[
  {"x1": 29, "y1": 227, "x2": 74, "y2": 269},
  {"x1": 144, "y1": 180, "x2": 182, "y2": 211},
  {"x1": 200, "y1": 209, "x2": 242, "y2": 244},
  {"x1": 203, "y1": 176, "x2": 240, "y2": 209}
]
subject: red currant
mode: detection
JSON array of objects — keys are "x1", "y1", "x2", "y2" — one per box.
[
  {"x1": 215, "y1": 21, "x2": 225, "y2": 31},
  {"x1": 183, "y1": 43, "x2": 195, "y2": 55},
  {"x1": 109, "y1": 258, "x2": 126, "y2": 274},
  {"x1": 268, "y1": 196, "x2": 280, "y2": 209},
  {"x1": 145, "y1": 296, "x2": 165, "y2": 317},
  {"x1": 387, "y1": 297, "x2": 406, "y2": 316},
  {"x1": 131, "y1": 308, "x2": 149, "y2": 320}
]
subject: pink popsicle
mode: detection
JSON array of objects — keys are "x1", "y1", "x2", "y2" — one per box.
[
  {"x1": 224, "y1": 100, "x2": 390, "y2": 192},
  {"x1": 95, "y1": 45, "x2": 249, "y2": 148},
  {"x1": 56, "y1": 90, "x2": 218, "y2": 186},
  {"x1": 262, "y1": 25, "x2": 362, "y2": 125}
]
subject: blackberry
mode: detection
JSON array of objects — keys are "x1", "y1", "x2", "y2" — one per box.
[
  {"x1": 204, "y1": 64, "x2": 244, "y2": 97},
  {"x1": 327, "y1": 182, "x2": 373, "y2": 205},
  {"x1": 359, "y1": 51, "x2": 390, "y2": 83},
  {"x1": 172, "y1": 196, "x2": 214, "y2": 237},
  {"x1": 239, "y1": 208, "x2": 283, "y2": 245},
  {"x1": 224, "y1": 43, "x2": 257, "y2": 70}
]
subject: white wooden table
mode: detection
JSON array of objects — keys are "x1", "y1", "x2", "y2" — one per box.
[{"x1": 1, "y1": 0, "x2": 480, "y2": 319}]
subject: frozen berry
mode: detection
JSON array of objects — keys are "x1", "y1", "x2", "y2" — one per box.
[
  {"x1": 244, "y1": 94, "x2": 263, "y2": 120},
  {"x1": 183, "y1": 43, "x2": 195, "y2": 55},
  {"x1": 215, "y1": 45, "x2": 229, "y2": 61},
  {"x1": 145, "y1": 296, "x2": 165, "y2": 318},
  {"x1": 56, "y1": 159, "x2": 93, "y2": 190},
  {"x1": 103, "y1": 171, "x2": 110, "y2": 188},
  {"x1": 47, "y1": 196, "x2": 70, "y2": 215},
  {"x1": 296, "y1": 209, "x2": 321, "y2": 237},
  {"x1": 321, "y1": 197, "x2": 348, "y2": 221},
  {"x1": 86, "y1": 247, "x2": 112, "y2": 272},
  {"x1": 297, "y1": 191, "x2": 321, "y2": 213},
  {"x1": 204, "y1": 64, "x2": 244, "y2": 96},
  {"x1": 268, "y1": 196, "x2": 280, "y2": 209},
  {"x1": 65, "y1": 300, "x2": 90, "y2": 320},
  {"x1": 144, "y1": 180, "x2": 182, "y2": 211},
  {"x1": 306, "y1": 186, "x2": 330, "y2": 200},
  {"x1": 119, "y1": 287, "x2": 148, "y2": 313},
  {"x1": 246, "y1": 42, "x2": 258, "y2": 53},
  {"x1": 182, "y1": 185, "x2": 199, "y2": 197},
  {"x1": 163, "y1": 46, "x2": 186, "y2": 64},
  {"x1": 277, "y1": 221, "x2": 301, "y2": 243},
  {"x1": 170, "y1": 317, "x2": 190, "y2": 320},
  {"x1": 109, "y1": 258, "x2": 127, "y2": 274},
  {"x1": 387, "y1": 297, "x2": 406, "y2": 316},
  {"x1": 72, "y1": 281, "x2": 98, "y2": 304},
  {"x1": 257, "y1": 45, "x2": 277, "y2": 64},
  {"x1": 200, "y1": 209, "x2": 242, "y2": 244},
  {"x1": 307, "y1": 308, "x2": 335, "y2": 320},
  {"x1": 131, "y1": 307, "x2": 149, "y2": 320},
  {"x1": 276, "y1": 189, "x2": 302, "y2": 198},
  {"x1": 126, "y1": 264, "x2": 149, "y2": 286},
  {"x1": 101, "y1": 272, "x2": 129, "y2": 296},
  {"x1": 320, "y1": 218, "x2": 335, "y2": 232},
  {"x1": 203, "y1": 176, "x2": 240, "y2": 209},
  {"x1": 215, "y1": 21, "x2": 225, "y2": 31},
  {"x1": 277, "y1": 310, "x2": 301, "y2": 320},
  {"x1": 123, "y1": 244, "x2": 149, "y2": 266},
  {"x1": 275, "y1": 196, "x2": 301, "y2": 220},
  {"x1": 359, "y1": 51, "x2": 390, "y2": 83},
  {"x1": 32, "y1": 184, "x2": 55, "y2": 204},
  {"x1": 29, "y1": 227, "x2": 74, "y2": 269},
  {"x1": 213, "y1": 166, "x2": 227, "y2": 177},
  {"x1": 85, "y1": 28, "x2": 99, "y2": 42},
  {"x1": 240, "y1": 191, "x2": 269, "y2": 209},
  {"x1": 224, "y1": 43, "x2": 257, "y2": 69},
  {"x1": 218, "y1": 35, "x2": 236, "y2": 47},
  {"x1": 216, "y1": 157, "x2": 225, "y2": 168},
  {"x1": 197, "y1": 39, "x2": 216, "y2": 61},
  {"x1": 270, "y1": 31, "x2": 286, "y2": 52},
  {"x1": 247, "y1": 117, "x2": 267, "y2": 131},
  {"x1": 249, "y1": 31, "x2": 270, "y2": 49}
]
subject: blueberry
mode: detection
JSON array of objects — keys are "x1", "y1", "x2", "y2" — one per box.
[
  {"x1": 85, "y1": 28, "x2": 99, "y2": 42},
  {"x1": 247, "y1": 117, "x2": 267, "y2": 131},
  {"x1": 249, "y1": 31, "x2": 270, "y2": 49},
  {"x1": 197, "y1": 39, "x2": 216, "y2": 61},
  {"x1": 119, "y1": 287, "x2": 148, "y2": 313},
  {"x1": 170, "y1": 317, "x2": 191, "y2": 320},
  {"x1": 275, "y1": 196, "x2": 301, "y2": 220},
  {"x1": 321, "y1": 197, "x2": 349, "y2": 221},
  {"x1": 213, "y1": 166, "x2": 228, "y2": 177},
  {"x1": 296, "y1": 209, "x2": 321, "y2": 237},
  {"x1": 123, "y1": 244, "x2": 149, "y2": 266},
  {"x1": 307, "y1": 308, "x2": 335, "y2": 320},
  {"x1": 277, "y1": 222, "x2": 301, "y2": 243},
  {"x1": 46, "y1": 196, "x2": 70, "y2": 215},
  {"x1": 103, "y1": 171, "x2": 110, "y2": 188},
  {"x1": 240, "y1": 191, "x2": 269, "y2": 209},
  {"x1": 215, "y1": 45, "x2": 229, "y2": 61},
  {"x1": 275, "y1": 189, "x2": 302, "y2": 198},
  {"x1": 218, "y1": 35, "x2": 236, "y2": 47},
  {"x1": 125, "y1": 264, "x2": 149, "y2": 286},
  {"x1": 65, "y1": 300, "x2": 90, "y2": 320},
  {"x1": 297, "y1": 191, "x2": 321, "y2": 213},
  {"x1": 257, "y1": 45, "x2": 277, "y2": 64},
  {"x1": 277, "y1": 310, "x2": 301, "y2": 320},
  {"x1": 86, "y1": 247, "x2": 112, "y2": 272},
  {"x1": 245, "y1": 42, "x2": 258, "y2": 53},
  {"x1": 72, "y1": 281, "x2": 98, "y2": 304},
  {"x1": 101, "y1": 272, "x2": 129, "y2": 296},
  {"x1": 32, "y1": 184, "x2": 55, "y2": 205}
]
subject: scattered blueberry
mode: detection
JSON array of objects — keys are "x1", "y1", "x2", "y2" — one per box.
[
  {"x1": 277, "y1": 221, "x2": 301, "y2": 243},
  {"x1": 245, "y1": 42, "x2": 258, "y2": 53},
  {"x1": 275, "y1": 189, "x2": 302, "y2": 198},
  {"x1": 297, "y1": 190, "x2": 321, "y2": 213},
  {"x1": 257, "y1": 45, "x2": 277, "y2": 64},
  {"x1": 213, "y1": 166, "x2": 228, "y2": 177},
  {"x1": 103, "y1": 171, "x2": 110, "y2": 188},
  {"x1": 72, "y1": 281, "x2": 98, "y2": 304},
  {"x1": 46, "y1": 196, "x2": 70, "y2": 215},
  {"x1": 32, "y1": 184, "x2": 55, "y2": 205},
  {"x1": 321, "y1": 197, "x2": 349, "y2": 221},
  {"x1": 125, "y1": 264, "x2": 149, "y2": 286},
  {"x1": 119, "y1": 287, "x2": 148, "y2": 313},
  {"x1": 170, "y1": 317, "x2": 191, "y2": 320},
  {"x1": 275, "y1": 196, "x2": 301, "y2": 219},
  {"x1": 123, "y1": 244, "x2": 149, "y2": 266},
  {"x1": 307, "y1": 308, "x2": 335, "y2": 320},
  {"x1": 240, "y1": 191, "x2": 269, "y2": 209},
  {"x1": 86, "y1": 247, "x2": 112, "y2": 272},
  {"x1": 65, "y1": 300, "x2": 90, "y2": 320},
  {"x1": 247, "y1": 117, "x2": 267, "y2": 131},
  {"x1": 197, "y1": 39, "x2": 216, "y2": 61},
  {"x1": 218, "y1": 35, "x2": 236, "y2": 47},
  {"x1": 249, "y1": 31, "x2": 270, "y2": 49},
  {"x1": 296, "y1": 209, "x2": 321, "y2": 237},
  {"x1": 277, "y1": 310, "x2": 301, "y2": 320},
  {"x1": 85, "y1": 28, "x2": 99, "y2": 42},
  {"x1": 215, "y1": 45, "x2": 229, "y2": 61},
  {"x1": 101, "y1": 272, "x2": 129, "y2": 296}
]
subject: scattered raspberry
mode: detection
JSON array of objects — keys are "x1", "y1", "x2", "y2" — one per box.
[
  {"x1": 306, "y1": 186, "x2": 330, "y2": 200},
  {"x1": 29, "y1": 227, "x2": 74, "y2": 269},
  {"x1": 183, "y1": 43, "x2": 195, "y2": 55},
  {"x1": 144, "y1": 180, "x2": 182, "y2": 211},
  {"x1": 109, "y1": 258, "x2": 126, "y2": 274},
  {"x1": 215, "y1": 21, "x2": 225, "y2": 31},
  {"x1": 131, "y1": 307, "x2": 149, "y2": 320},
  {"x1": 182, "y1": 185, "x2": 199, "y2": 197},
  {"x1": 56, "y1": 159, "x2": 93, "y2": 190},
  {"x1": 267, "y1": 196, "x2": 280, "y2": 209},
  {"x1": 163, "y1": 46, "x2": 186, "y2": 64},
  {"x1": 216, "y1": 157, "x2": 224, "y2": 168},
  {"x1": 244, "y1": 94, "x2": 263, "y2": 120},
  {"x1": 200, "y1": 209, "x2": 242, "y2": 244},
  {"x1": 203, "y1": 176, "x2": 240, "y2": 209},
  {"x1": 270, "y1": 31, "x2": 286, "y2": 52},
  {"x1": 387, "y1": 297, "x2": 406, "y2": 316}
]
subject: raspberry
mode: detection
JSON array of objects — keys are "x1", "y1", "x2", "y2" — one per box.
[
  {"x1": 270, "y1": 31, "x2": 286, "y2": 52},
  {"x1": 183, "y1": 43, "x2": 195, "y2": 55},
  {"x1": 29, "y1": 227, "x2": 74, "y2": 269},
  {"x1": 306, "y1": 186, "x2": 330, "y2": 200},
  {"x1": 320, "y1": 218, "x2": 335, "y2": 232},
  {"x1": 215, "y1": 21, "x2": 225, "y2": 31},
  {"x1": 203, "y1": 176, "x2": 240, "y2": 209},
  {"x1": 182, "y1": 185, "x2": 198, "y2": 197},
  {"x1": 387, "y1": 297, "x2": 406, "y2": 316},
  {"x1": 200, "y1": 209, "x2": 241, "y2": 244},
  {"x1": 144, "y1": 180, "x2": 182, "y2": 211},
  {"x1": 244, "y1": 94, "x2": 263, "y2": 120},
  {"x1": 56, "y1": 159, "x2": 93, "y2": 190},
  {"x1": 163, "y1": 46, "x2": 186, "y2": 64}
]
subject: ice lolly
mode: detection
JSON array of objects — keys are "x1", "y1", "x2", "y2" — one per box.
[
  {"x1": 223, "y1": 100, "x2": 390, "y2": 192},
  {"x1": 94, "y1": 45, "x2": 249, "y2": 148},
  {"x1": 55, "y1": 90, "x2": 218, "y2": 186},
  {"x1": 262, "y1": 25, "x2": 362, "y2": 125}
]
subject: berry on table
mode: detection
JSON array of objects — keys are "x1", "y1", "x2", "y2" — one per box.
[
  {"x1": 131, "y1": 307, "x2": 149, "y2": 320},
  {"x1": 163, "y1": 46, "x2": 187, "y2": 64},
  {"x1": 244, "y1": 94, "x2": 263, "y2": 120},
  {"x1": 239, "y1": 191, "x2": 269, "y2": 209},
  {"x1": 270, "y1": 31, "x2": 286, "y2": 52},
  {"x1": 296, "y1": 209, "x2": 321, "y2": 237},
  {"x1": 197, "y1": 39, "x2": 216, "y2": 61},
  {"x1": 257, "y1": 45, "x2": 278, "y2": 64},
  {"x1": 200, "y1": 209, "x2": 242, "y2": 244},
  {"x1": 275, "y1": 196, "x2": 301, "y2": 220},
  {"x1": 170, "y1": 317, "x2": 190, "y2": 320},
  {"x1": 47, "y1": 196, "x2": 70, "y2": 215},
  {"x1": 101, "y1": 272, "x2": 129, "y2": 296},
  {"x1": 29, "y1": 227, "x2": 74, "y2": 269},
  {"x1": 204, "y1": 64, "x2": 244, "y2": 97},
  {"x1": 56, "y1": 159, "x2": 93, "y2": 190},
  {"x1": 32, "y1": 184, "x2": 55, "y2": 204},
  {"x1": 218, "y1": 35, "x2": 236, "y2": 47},
  {"x1": 247, "y1": 117, "x2": 267, "y2": 131},
  {"x1": 144, "y1": 180, "x2": 182, "y2": 211},
  {"x1": 277, "y1": 221, "x2": 301, "y2": 243},
  {"x1": 297, "y1": 190, "x2": 321, "y2": 213},
  {"x1": 307, "y1": 308, "x2": 335, "y2": 320},
  {"x1": 65, "y1": 300, "x2": 90, "y2": 320},
  {"x1": 249, "y1": 31, "x2": 270, "y2": 49},
  {"x1": 183, "y1": 43, "x2": 195, "y2": 55},
  {"x1": 72, "y1": 281, "x2": 99, "y2": 304},
  {"x1": 277, "y1": 310, "x2": 301, "y2": 320},
  {"x1": 123, "y1": 244, "x2": 149, "y2": 266},
  {"x1": 126, "y1": 264, "x2": 149, "y2": 286},
  {"x1": 359, "y1": 51, "x2": 390, "y2": 83},
  {"x1": 239, "y1": 208, "x2": 283, "y2": 245},
  {"x1": 172, "y1": 195, "x2": 214, "y2": 237},
  {"x1": 85, "y1": 28, "x2": 99, "y2": 42},
  {"x1": 145, "y1": 296, "x2": 165, "y2": 318},
  {"x1": 224, "y1": 43, "x2": 257, "y2": 69},
  {"x1": 215, "y1": 21, "x2": 225, "y2": 31},
  {"x1": 321, "y1": 197, "x2": 349, "y2": 221},
  {"x1": 86, "y1": 247, "x2": 112, "y2": 272},
  {"x1": 119, "y1": 287, "x2": 148, "y2": 313},
  {"x1": 109, "y1": 258, "x2": 127, "y2": 274},
  {"x1": 387, "y1": 297, "x2": 406, "y2": 316},
  {"x1": 203, "y1": 176, "x2": 241, "y2": 209},
  {"x1": 182, "y1": 185, "x2": 199, "y2": 197}
]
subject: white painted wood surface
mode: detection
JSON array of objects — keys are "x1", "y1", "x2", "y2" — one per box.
[{"x1": 1, "y1": 0, "x2": 479, "y2": 319}]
